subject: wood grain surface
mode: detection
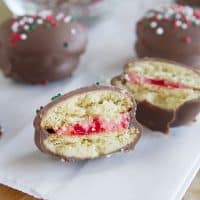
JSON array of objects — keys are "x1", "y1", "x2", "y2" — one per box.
[{"x1": 0, "y1": 184, "x2": 36, "y2": 200}]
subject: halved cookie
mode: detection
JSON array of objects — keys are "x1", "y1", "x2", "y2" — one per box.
[
  {"x1": 34, "y1": 86, "x2": 142, "y2": 161},
  {"x1": 112, "y1": 58, "x2": 200, "y2": 133}
]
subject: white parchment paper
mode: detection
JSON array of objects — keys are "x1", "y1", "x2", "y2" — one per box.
[{"x1": 1, "y1": 0, "x2": 200, "y2": 200}]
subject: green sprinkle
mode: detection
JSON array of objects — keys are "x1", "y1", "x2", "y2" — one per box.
[
  {"x1": 51, "y1": 93, "x2": 62, "y2": 101},
  {"x1": 170, "y1": 13, "x2": 176, "y2": 19},
  {"x1": 63, "y1": 42, "x2": 68, "y2": 48},
  {"x1": 36, "y1": 106, "x2": 44, "y2": 113},
  {"x1": 30, "y1": 23, "x2": 37, "y2": 30},
  {"x1": 143, "y1": 21, "x2": 150, "y2": 27}
]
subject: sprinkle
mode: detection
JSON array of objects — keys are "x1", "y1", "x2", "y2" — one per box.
[
  {"x1": 181, "y1": 23, "x2": 188, "y2": 29},
  {"x1": 143, "y1": 21, "x2": 149, "y2": 28},
  {"x1": 56, "y1": 13, "x2": 64, "y2": 21},
  {"x1": 182, "y1": 36, "x2": 191, "y2": 44},
  {"x1": 184, "y1": 6, "x2": 194, "y2": 16},
  {"x1": 173, "y1": 20, "x2": 182, "y2": 28},
  {"x1": 28, "y1": 18, "x2": 34, "y2": 23},
  {"x1": 71, "y1": 29, "x2": 76, "y2": 35},
  {"x1": 12, "y1": 23, "x2": 19, "y2": 32},
  {"x1": 156, "y1": 27, "x2": 164, "y2": 35},
  {"x1": 150, "y1": 21, "x2": 157, "y2": 28},
  {"x1": 156, "y1": 14, "x2": 163, "y2": 20},
  {"x1": 19, "y1": 20, "x2": 25, "y2": 26},
  {"x1": 36, "y1": 106, "x2": 43, "y2": 114},
  {"x1": 175, "y1": 13, "x2": 181, "y2": 19},
  {"x1": 37, "y1": 19, "x2": 43, "y2": 24},
  {"x1": 194, "y1": 10, "x2": 200, "y2": 19},
  {"x1": 20, "y1": 34, "x2": 27, "y2": 40},
  {"x1": 63, "y1": 42, "x2": 68, "y2": 48},
  {"x1": 51, "y1": 93, "x2": 62, "y2": 101},
  {"x1": 64, "y1": 16, "x2": 72, "y2": 23},
  {"x1": 24, "y1": 25, "x2": 29, "y2": 31}
]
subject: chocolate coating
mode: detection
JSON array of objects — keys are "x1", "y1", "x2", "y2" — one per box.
[
  {"x1": 135, "y1": 5, "x2": 200, "y2": 70},
  {"x1": 176, "y1": 0, "x2": 200, "y2": 7},
  {"x1": 34, "y1": 85, "x2": 142, "y2": 162},
  {"x1": 0, "y1": 14, "x2": 87, "y2": 83},
  {"x1": 111, "y1": 58, "x2": 200, "y2": 133},
  {"x1": 0, "y1": 126, "x2": 3, "y2": 138}
]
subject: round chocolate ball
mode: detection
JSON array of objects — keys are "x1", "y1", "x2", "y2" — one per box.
[
  {"x1": 0, "y1": 12, "x2": 87, "y2": 83},
  {"x1": 135, "y1": 4, "x2": 200, "y2": 70},
  {"x1": 176, "y1": 0, "x2": 200, "y2": 7}
]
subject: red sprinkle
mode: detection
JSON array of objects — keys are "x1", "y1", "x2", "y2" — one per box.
[
  {"x1": 182, "y1": 36, "x2": 191, "y2": 44},
  {"x1": 173, "y1": 20, "x2": 179, "y2": 29},
  {"x1": 9, "y1": 33, "x2": 21, "y2": 43},
  {"x1": 194, "y1": 10, "x2": 200, "y2": 19}
]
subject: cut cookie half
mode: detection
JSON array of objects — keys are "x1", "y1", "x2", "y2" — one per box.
[
  {"x1": 34, "y1": 86, "x2": 142, "y2": 161},
  {"x1": 112, "y1": 58, "x2": 200, "y2": 133}
]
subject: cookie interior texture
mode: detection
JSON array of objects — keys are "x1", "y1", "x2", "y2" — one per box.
[
  {"x1": 41, "y1": 90, "x2": 140, "y2": 159},
  {"x1": 114, "y1": 60, "x2": 200, "y2": 110}
]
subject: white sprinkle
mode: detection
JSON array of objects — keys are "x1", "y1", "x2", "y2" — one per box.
[
  {"x1": 56, "y1": 13, "x2": 64, "y2": 21},
  {"x1": 37, "y1": 19, "x2": 43, "y2": 24},
  {"x1": 175, "y1": 14, "x2": 181, "y2": 19},
  {"x1": 19, "y1": 20, "x2": 25, "y2": 26},
  {"x1": 156, "y1": 14, "x2": 163, "y2": 20},
  {"x1": 24, "y1": 25, "x2": 29, "y2": 30},
  {"x1": 11, "y1": 23, "x2": 19, "y2": 32},
  {"x1": 181, "y1": 23, "x2": 188, "y2": 29},
  {"x1": 28, "y1": 18, "x2": 34, "y2": 24},
  {"x1": 64, "y1": 16, "x2": 72, "y2": 23},
  {"x1": 60, "y1": 158, "x2": 66, "y2": 162},
  {"x1": 156, "y1": 27, "x2": 164, "y2": 35},
  {"x1": 91, "y1": 127, "x2": 95, "y2": 131},
  {"x1": 106, "y1": 154, "x2": 112, "y2": 158},
  {"x1": 20, "y1": 34, "x2": 27, "y2": 40},
  {"x1": 71, "y1": 29, "x2": 76, "y2": 35},
  {"x1": 150, "y1": 21, "x2": 157, "y2": 28},
  {"x1": 166, "y1": 8, "x2": 174, "y2": 15},
  {"x1": 184, "y1": 6, "x2": 194, "y2": 16},
  {"x1": 38, "y1": 10, "x2": 52, "y2": 18},
  {"x1": 176, "y1": 20, "x2": 182, "y2": 27},
  {"x1": 195, "y1": 20, "x2": 200, "y2": 25}
]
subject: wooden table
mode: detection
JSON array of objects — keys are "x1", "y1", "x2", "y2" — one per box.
[{"x1": 0, "y1": 184, "x2": 36, "y2": 200}]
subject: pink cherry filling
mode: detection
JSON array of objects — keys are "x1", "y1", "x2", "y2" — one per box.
[
  {"x1": 55, "y1": 112, "x2": 130, "y2": 136},
  {"x1": 127, "y1": 73, "x2": 189, "y2": 89}
]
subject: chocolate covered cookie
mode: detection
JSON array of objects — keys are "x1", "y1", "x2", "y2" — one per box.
[
  {"x1": 135, "y1": 4, "x2": 200, "y2": 70},
  {"x1": 0, "y1": 12, "x2": 87, "y2": 83},
  {"x1": 34, "y1": 86, "x2": 142, "y2": 161},
  {"x1": 112, "y1": 58, "x2": 200, "y2": 133},
  {"x1": 176, "y1": 0, "x2": 200, "y2": 7}
]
